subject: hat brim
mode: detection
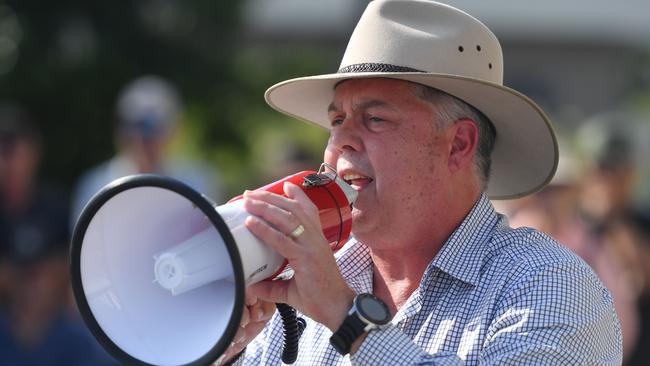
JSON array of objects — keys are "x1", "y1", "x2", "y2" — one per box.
[{"x1": 265, "y1": 72, "x2": 558, "y2": 200}]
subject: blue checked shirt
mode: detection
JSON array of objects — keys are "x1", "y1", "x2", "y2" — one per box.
[{"x1": 237, "y1": 193, "x2": 622, "y2": 365}]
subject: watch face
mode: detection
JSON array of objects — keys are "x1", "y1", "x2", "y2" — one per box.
[{"x1": 356, "y1": 294, "x2": 391, "y2": 325}]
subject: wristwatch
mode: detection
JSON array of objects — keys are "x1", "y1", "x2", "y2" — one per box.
[{"x1": 329, "y1": 293, "x2": 392, "y2": 355}]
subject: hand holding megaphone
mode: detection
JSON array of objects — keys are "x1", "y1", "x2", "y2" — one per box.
[
  {"x1": 70, "y1": 164, "x2": 357, "y2": 366},
  {"x1": 242, "y1": 182, "x2": 358, "y2": 328},
  {"x1": 214, "y1": 179, "x2": 359, "y2": 365},
  {"x1": 217, "y1": 293, "x2": 275, "y2": 366}
]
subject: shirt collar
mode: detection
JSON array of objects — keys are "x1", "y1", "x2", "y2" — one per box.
[
  {"x1": 335, "y1": 237, "x2": 374, "y2": 294},
  {"x1": 427, "y1": 193, "x2": 498, "y2": 287},
  {"x1": 335, "y1": 193, "x2": 498, "y2": 291}
]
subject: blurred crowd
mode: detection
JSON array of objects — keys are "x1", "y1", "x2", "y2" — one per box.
[
  {"x1": 494, "y1": 112, "x2": 650, "y2": 365},
  {"x1": 1, "y1": 73, "x2": 649, "y2": 364},
  {"x1": 0, "y1": 76, "x2": 223, "y2": 365}
]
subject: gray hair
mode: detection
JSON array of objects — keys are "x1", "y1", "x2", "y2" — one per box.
[{"x1": 411, "y1": 83, "x2": 497, "y2": 188}]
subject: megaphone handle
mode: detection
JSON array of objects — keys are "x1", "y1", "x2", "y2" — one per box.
[{"x1": 276, "y1": 303, "x2": 306, "y2": 364}]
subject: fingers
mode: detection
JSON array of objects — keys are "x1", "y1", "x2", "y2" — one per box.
[
  {"x1": 246, "y1": 293, "x2": 277, "y2": 322},
  {"x1": 224, "y1": 307, "x2": 250, "y2": 360},
  {"x1": 216, "y1": 296, "x2": 277, "y2": 365},
  {"x1": 240, "y1": 303, "x2": 250, "y2": 328},
  {"x1": 282, "y1": 182, "x2": 319, "y2": 218},
  {"x1": 244, "y1": 184, "x2": 306, "y2": 213},
  {"x1": 243, "y1": 183, "x2": 323, "y2": 254},
  {"x1": 244, "y1": 215, "x2": 298, "y2": 258},
  {"x1": 248, "y1": 278, "x2": 291, "y2": 305},
  {"x1": 243, "y1": 196, "x2": 302, "y2": 237},
  {"x1": 245, "y1": 292, "x2": 258, "y2": 306},
  {"x1": 243, "y1": 182, "x2": 318, "y2": 228}
]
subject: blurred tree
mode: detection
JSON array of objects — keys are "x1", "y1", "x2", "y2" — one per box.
[
  {"x1": 0, "y1": 0, "x2": 242, "y2": 188},
  {"x1": 0, "y1": 0, "x2": 337, "y2": 199}
]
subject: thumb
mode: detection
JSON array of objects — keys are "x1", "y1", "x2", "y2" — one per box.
[{"x1": 248, "y1": 280, "x2": 291, "y2": 305}]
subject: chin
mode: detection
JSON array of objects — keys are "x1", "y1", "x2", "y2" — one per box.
[
  {"x1": 351, "y1": 208, "x2": 362, "y2": 223},
  {"x1": 350, "y1": 209, "x2": 373, "y2": 236}
]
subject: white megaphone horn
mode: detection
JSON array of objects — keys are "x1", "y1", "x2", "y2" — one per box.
[{"x1": 70, "y1": 163, "x2": 357, "y2": 366}]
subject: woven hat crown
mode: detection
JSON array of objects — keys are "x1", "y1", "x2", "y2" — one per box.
[{"x1": 338, "y1": 0, "x2": 503, "y2": 85}]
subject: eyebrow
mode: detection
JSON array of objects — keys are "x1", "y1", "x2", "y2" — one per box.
[{"x1": 327, "y1": 100, "x2": 392, "y2": 113}]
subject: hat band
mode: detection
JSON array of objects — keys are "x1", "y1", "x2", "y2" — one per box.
[{"x1": 337, "y1": 63, "x2": 424, "y2": 74}]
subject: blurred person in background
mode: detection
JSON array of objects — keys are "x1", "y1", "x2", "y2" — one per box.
[
  {"x1": 575, "y1": 116, "x2": 644, "y2": 294},
  {"x1": 259, "y1": 142, "x2": 321, "y2": 184},
  {"x1": 574, "y1": 112, "x2": 650, "y2": 366},
  {"x1": 496, "y1": 136, "x2": 640, "y2": 362},
  {"x1": 70, "y1": 75, "x2": 223, "y2": 227},
  {"x1": 0, "y1": 103, "x2": 116, "y2": 365},
  {"x1": 0, "y1": 103, "x2": 68, "y2": 300},
  {"x1": 626, "y1": 208, "x2": 650, "y2": 365}
]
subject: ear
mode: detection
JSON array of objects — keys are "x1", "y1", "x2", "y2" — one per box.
[{"x1": 448, "y1": 118, "x2": 478, "y2": 173}]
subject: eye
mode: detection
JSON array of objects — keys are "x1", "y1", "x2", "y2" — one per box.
[
  {"x1": 330, "y1": 117, "x2": 344, "y2": 127},
  {"x1": 364, "y1": 115, "x2": 391, "y2": 132}
]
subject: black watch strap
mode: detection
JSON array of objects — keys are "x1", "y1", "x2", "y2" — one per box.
[{"x1": 329, "y1": 312, "x2": 367, "y2": 355}]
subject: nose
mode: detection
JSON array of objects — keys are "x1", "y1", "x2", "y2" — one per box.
[{"x1": 326, "y1": 119, "x2": 362, "y2": 156}]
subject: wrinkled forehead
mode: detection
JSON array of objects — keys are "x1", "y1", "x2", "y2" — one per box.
[{"x1": 329, "y1": 78, "x2": 422, "y2": 110}]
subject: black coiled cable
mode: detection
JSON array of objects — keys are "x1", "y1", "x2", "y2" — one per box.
[{"x1": 276, "y1": 303, "x2": 307, "y2": 364}]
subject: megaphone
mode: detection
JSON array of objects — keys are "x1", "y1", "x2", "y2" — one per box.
[{"x1": 70, "y1": 164, "x2": 357, "y2": 366}]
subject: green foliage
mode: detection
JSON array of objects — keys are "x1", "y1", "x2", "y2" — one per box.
[{"x1": 0, "y1": 0, "x2": 339, "y2": 197}]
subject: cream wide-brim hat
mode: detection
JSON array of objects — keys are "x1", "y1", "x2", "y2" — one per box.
[{"x1": 265, "y1": 0, "x2": 558, "y2": 200}]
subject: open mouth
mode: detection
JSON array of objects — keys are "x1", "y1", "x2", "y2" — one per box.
[{"x1": 342, "y1": 173, "x2": 374, "y2": 190}]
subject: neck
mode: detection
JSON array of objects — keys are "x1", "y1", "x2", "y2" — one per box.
[
  {"x1": 370, "y1": 246, "x2": 436, "y2": 315},
  {"x1": 368, "y1": 188, "x2": 482, "y2": 314}
]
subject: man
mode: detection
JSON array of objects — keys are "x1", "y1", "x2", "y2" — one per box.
[
  {"x1": 0, "y1": 104, "x2": 118, "y2": 366},
  {"x1": 222, "y1": 0, "x2": 622, "y2": 364},
  {"x1": 70, "y1": 75, "x2": 223, "y2": 228}
]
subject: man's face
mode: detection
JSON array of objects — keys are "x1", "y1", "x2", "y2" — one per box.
[
  {"x1": 118, "y1": 126, "x2": 172, "y2": 173},
  {"x1": 324, "y1": 78, "x2": 455, "y2": 246}
]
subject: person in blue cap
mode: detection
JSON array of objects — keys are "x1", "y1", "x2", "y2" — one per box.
[{"x1": 70, "y1": 75, "x2": 223, "y2": 228}]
